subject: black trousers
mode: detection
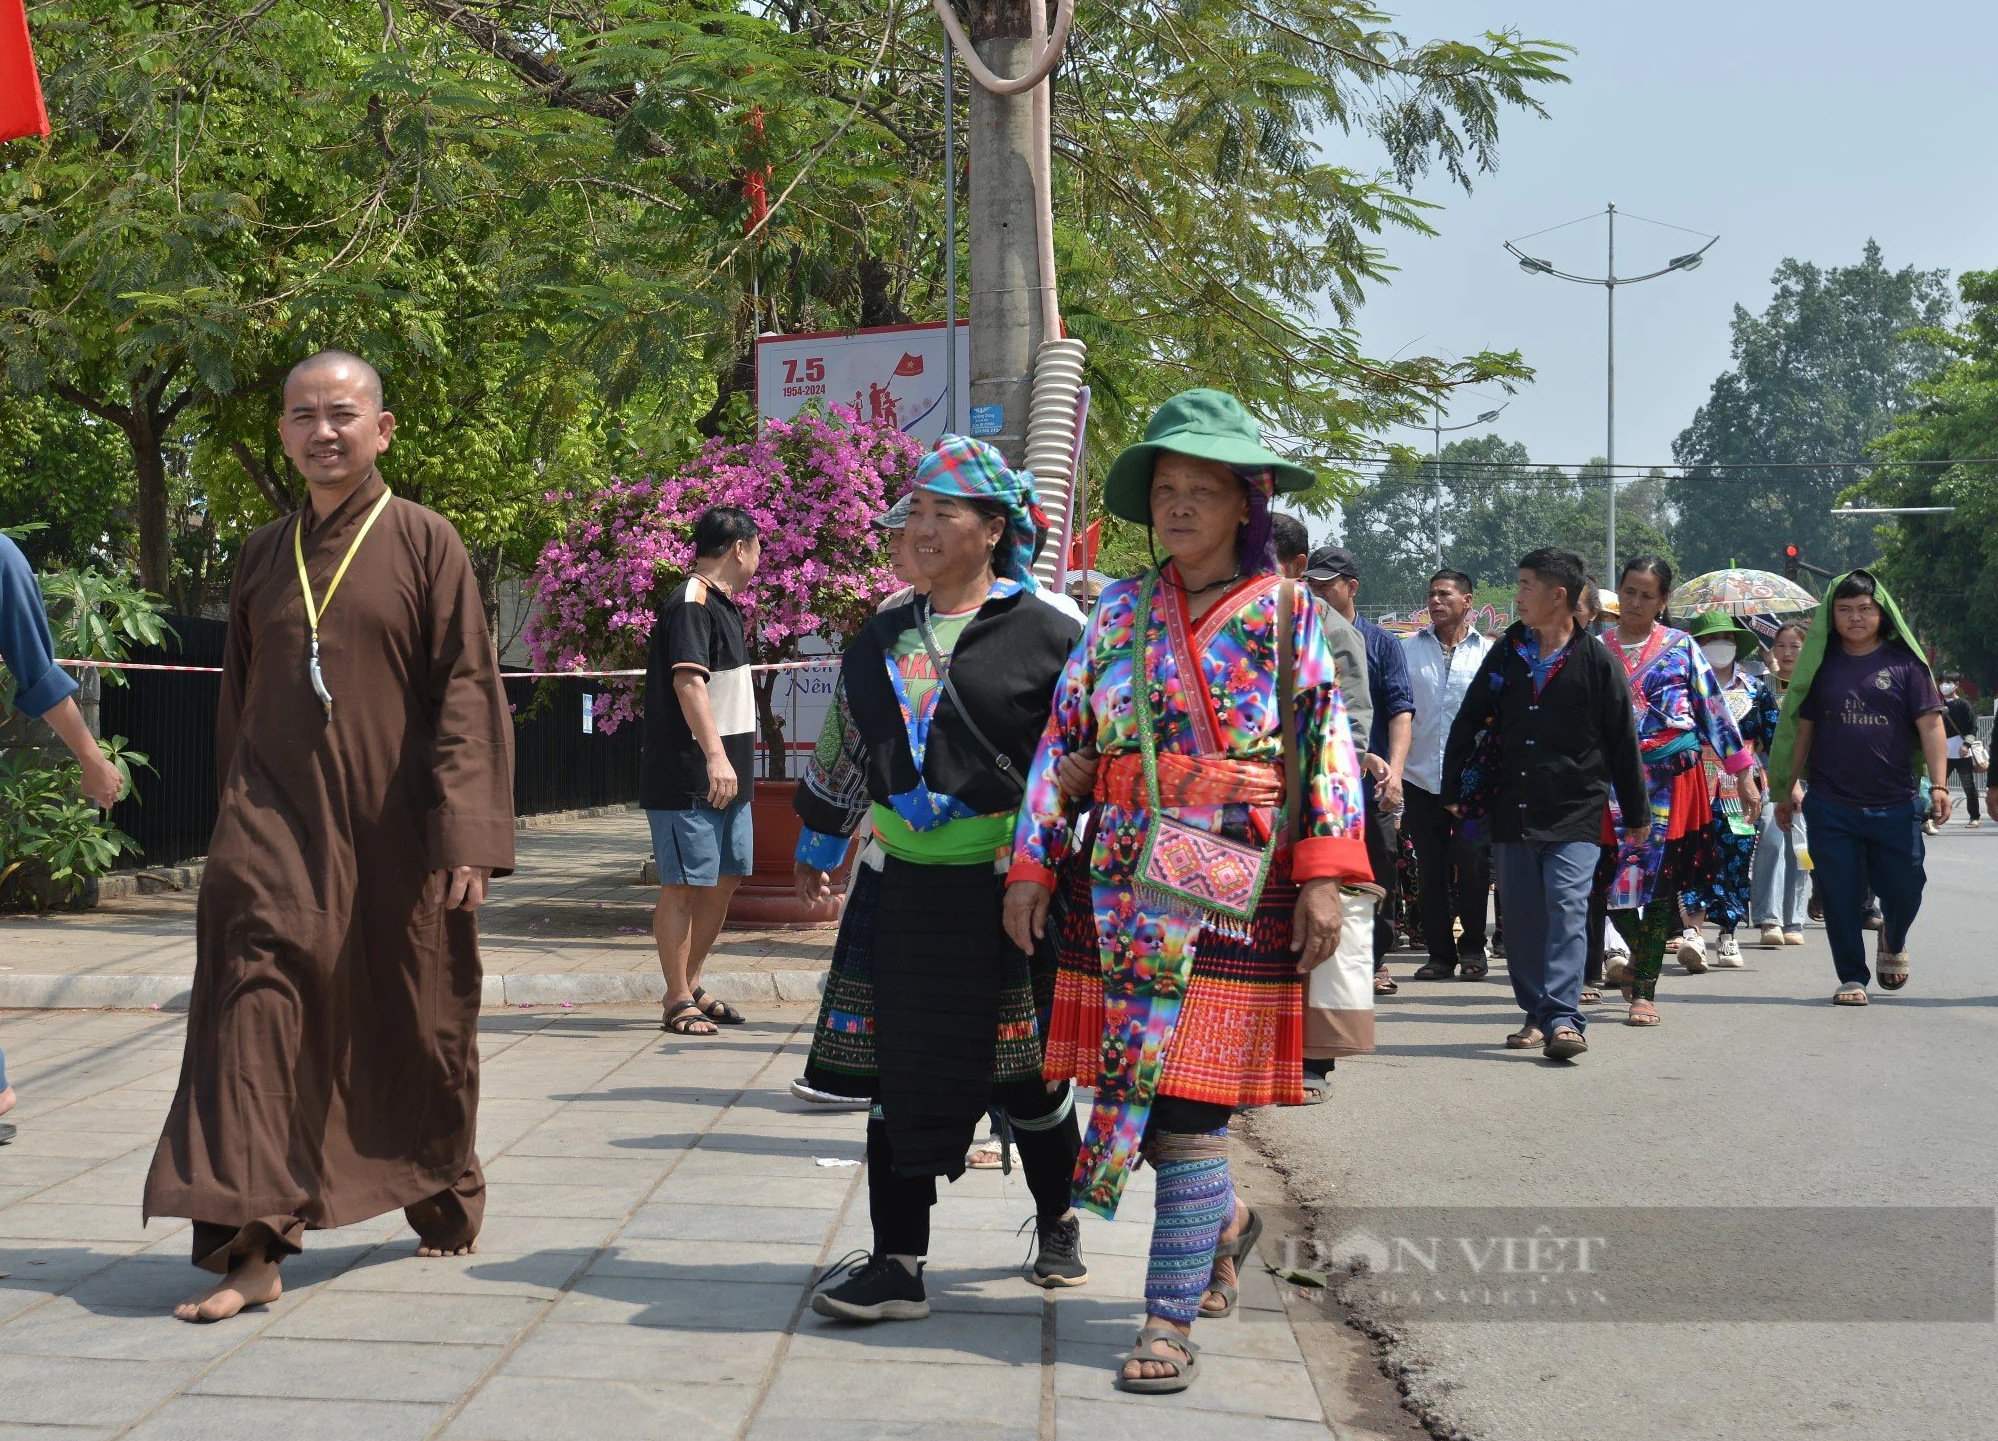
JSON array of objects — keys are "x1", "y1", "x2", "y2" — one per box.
[
  {"x1": 1364, "y1": 788, "x2": 1399, "y2": 968},
  {"x1": 1402, "y1": 785, "x2": 1491, "y2": 969},
  {"x1": 1952, "y1": 757, "x2": 1983, "y2": 821},
  {"x1": 869, "y1": 1078, "x2": 1078, "y2": 1258}
]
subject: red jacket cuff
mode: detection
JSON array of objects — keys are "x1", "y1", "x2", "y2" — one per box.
[
  {"x1": 1292, "y1": 834, "x2": 1373, "y2": 885},
  {"x1": 1006, "y1": 861, "x2": 1059, "y2": 891}
]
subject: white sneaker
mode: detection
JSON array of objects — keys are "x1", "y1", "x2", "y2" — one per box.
[
  {"x1": 789, "y1": 1078, "x2": 872, "y2": 1110},
  {"x1": 1969, "y1": 818, "x2": 1983, "y2": 829},
  {"x1": 1783, "y1": 930, "x2": 1805, "y2": 946},
  {"x1": 1922, "y1": 819, "x2": 1940, "y2": 836},
  {"x1": 1677, "y1": 929, "x2": 1708, "y2": 973},
  {"x1": 1714, "y1": 931, "x2": 1744, "y2": 967},
  {"x1": 1758, "y1": 923, "x2": 1785, "y2": 949}
]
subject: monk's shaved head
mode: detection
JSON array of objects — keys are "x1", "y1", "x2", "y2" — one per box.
[
  {"x1": 285, "y1": 349, "x2": 385, "y2": 411},
  {"x1": 280, "y1": 348, "x2": 396, "y2": 499}
]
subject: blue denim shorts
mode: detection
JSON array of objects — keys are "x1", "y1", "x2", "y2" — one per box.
[{"x1": 648, "y1": 798, "x2": 754, "y2": 887}]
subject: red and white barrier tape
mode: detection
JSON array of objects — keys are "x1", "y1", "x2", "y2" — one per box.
[{"x1": 55, "y1": 656, "x2": 838, "y2": 677}]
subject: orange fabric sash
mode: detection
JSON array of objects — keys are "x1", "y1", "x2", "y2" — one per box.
[{"x1": 1095, "y1": 752, "x2": 1284, "y2": 810}]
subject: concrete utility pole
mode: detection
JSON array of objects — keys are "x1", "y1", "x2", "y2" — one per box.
[{"x1": 965, "y1": 0, "x2": 1047, "y2": 468}]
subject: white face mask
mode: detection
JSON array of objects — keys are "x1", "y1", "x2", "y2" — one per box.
[{"x1": 1701, "y1": 638, "x2": 1738, "y2": 670}]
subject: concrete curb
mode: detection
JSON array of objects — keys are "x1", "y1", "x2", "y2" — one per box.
[
  {"x1": 79, "y1": 804, "x2": 641, "y2": 906},
  {"x1": 0, "y1": 967, "x2": 827, "y2": 1013}
]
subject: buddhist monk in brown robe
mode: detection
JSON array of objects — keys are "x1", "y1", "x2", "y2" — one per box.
[{"x1": 143, "y1": 350, "x2": 516, "y2": 1322}]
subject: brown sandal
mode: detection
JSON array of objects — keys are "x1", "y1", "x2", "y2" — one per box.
[
  {"x1": 1626, "y1": 1000, "x2": 1660, "y2": 1027},
  {"x1": 663, "y1": 999, "x2": 718, "y2": 1035},
  {"x1": 1374, "y1": 971, "x2": 1399, "y2": 995}
]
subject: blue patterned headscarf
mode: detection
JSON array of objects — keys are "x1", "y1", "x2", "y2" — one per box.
[{"x1": 911, "y1": 435, "x2": 1049, "y2": 591}]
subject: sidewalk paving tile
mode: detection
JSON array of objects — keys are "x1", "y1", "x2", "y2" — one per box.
[
  {"x1": 120, "y1": 1395, "x2": 448, "y2": 1441},
  {"x1": 757, "y1": 1354, "x2": 1042, "y2": 1421},
  {"x1": 263, "y1": 1290, "x2": 548, "y2": 1346},
  {"x1": 0, "y1": 1354, "x2": 206, "y2": 1426},
  {"x1": 499, "y1": 1320, "x2": 782, "y2": 1384},
  {"x1": 441, "y1": 1374, "x2": 757, "y2": 1441},
  {"x1": 0, "y1": 1003, "x2": 1339, "y2": 1437},
  {"x1": 190, "y1": 1337, "x2": 505, "y2": 1403}
]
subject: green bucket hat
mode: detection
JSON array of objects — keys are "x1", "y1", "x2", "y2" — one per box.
[
  {"x1": 1102, "y1": 389, "x2": 1316, "y2": 524},
  {"x1": 1681, "y1": 608, "x2": 1761, "y2": 651}
]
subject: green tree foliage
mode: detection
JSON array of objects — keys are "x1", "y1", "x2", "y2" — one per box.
[
  {"x1": 0, "y1": 392, "x2": 130, "y2": 568},
  {"x1": 1670, "y1": 242, "x2": 1951, "y2": 578},
  {"x1": 3, "y1": 0, "x2": 1567, "y2": 613},
  {"x1": 1868, "y1": 270, "x2": 1998, "y2": 687},
  {"x1": 1339, "y1": 436, "x2": 1675, "y2": 609}
]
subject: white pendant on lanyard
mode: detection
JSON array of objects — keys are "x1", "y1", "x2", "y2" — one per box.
[{"x1": 293, "y1": 487, "x2": 394, "y2": 718}]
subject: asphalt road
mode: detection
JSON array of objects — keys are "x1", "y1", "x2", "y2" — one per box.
[{"x1": 1253, "y1": 821, "x2": 1998, "y2": 1441}]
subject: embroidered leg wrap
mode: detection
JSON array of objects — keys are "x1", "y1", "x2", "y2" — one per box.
[
  {"x1": 1615, "y1": 903, "x2": 1676, "y2": 1002},
  {"x1": 1140, "y1": 1127, "x2": 1233, "y2": 1324}
]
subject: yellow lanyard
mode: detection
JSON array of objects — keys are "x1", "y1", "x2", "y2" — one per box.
[{"x1": 292, "y1": 487, "x2": 394, "y2": 717}]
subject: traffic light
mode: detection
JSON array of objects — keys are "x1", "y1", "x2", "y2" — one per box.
[{"x1": 1782, "y1": 544, "x2": 1801, "y2": 581}]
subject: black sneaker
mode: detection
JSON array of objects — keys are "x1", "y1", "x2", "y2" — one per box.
[
  {"x1": 810, "y1": 1251, "x2": 929, "y2": 1322},
  {"x1": 1023, "y1": 1213, "x2": 1089, "y2": 1288}
]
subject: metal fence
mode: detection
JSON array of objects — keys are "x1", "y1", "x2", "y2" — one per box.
[{"x1": 98, "y1": 617, "x2": 641, "y2": 869}]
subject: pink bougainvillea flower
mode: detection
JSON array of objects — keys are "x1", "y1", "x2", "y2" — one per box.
[{"x1": 525, "y1": 413, "x2": 920, "y2": 738}]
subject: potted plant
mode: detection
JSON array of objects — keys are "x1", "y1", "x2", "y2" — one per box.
[{"x1": 525, "y1": 409, "x2": 920, "y2": 923}]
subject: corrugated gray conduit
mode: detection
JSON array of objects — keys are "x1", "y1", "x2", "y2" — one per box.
[{"x1": 932, "y1": 0, "x2": 1087, "y2": 587}]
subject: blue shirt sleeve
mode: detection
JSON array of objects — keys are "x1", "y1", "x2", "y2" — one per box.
[
  {"x1": 0, "y1": 536, "x2": 79, "y2": 719},
  {"x1": 1359, "y1": 619, "x2": 1415, "y2": 757}
]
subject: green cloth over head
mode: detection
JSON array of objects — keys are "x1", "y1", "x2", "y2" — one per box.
[{"x1": 1766, "y1": 568, "x2": 1933, "y2": 798}]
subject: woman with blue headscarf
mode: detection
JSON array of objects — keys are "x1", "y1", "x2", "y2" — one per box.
[{"x1": 793, "y1": 435, "x2": 1089, "y2": 1323}]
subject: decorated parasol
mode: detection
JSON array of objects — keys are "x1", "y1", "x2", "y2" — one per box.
[{"x1": 1669, "y1": 568, "x2": 1817, "y2": 644}]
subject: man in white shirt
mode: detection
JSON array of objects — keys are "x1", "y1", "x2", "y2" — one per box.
[{"x1": 1401, "y1": 569, "x2": 1495, "y2": 981}]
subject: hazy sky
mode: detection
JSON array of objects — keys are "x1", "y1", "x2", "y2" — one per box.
[{"x1": 1347, "y1": 0, "x2": 1998, "y2": 472}]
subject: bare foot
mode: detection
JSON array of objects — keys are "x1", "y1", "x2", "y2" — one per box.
[
  {"x1": 173, "y1": 1254, "x2": 282, "y2": 1323},
  {"x1": 0, "y1": 1085, "x2": 15, "y2": 1118},
  {"x1": 415, "y1": 1238, "x2": 479, "y2": 1258},
  {"x1": 1122, "y1": 1319, "x2": 1195, "y2": 1383}
]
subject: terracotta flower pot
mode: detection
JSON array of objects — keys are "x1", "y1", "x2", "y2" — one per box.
[{"x1": 723, "y1": 778, "x2": 852, "y2": 929}]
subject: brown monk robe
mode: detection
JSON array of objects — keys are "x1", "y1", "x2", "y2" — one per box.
[{"x1": 143, "y1": 350, "x2": 515, "y2": 1321}]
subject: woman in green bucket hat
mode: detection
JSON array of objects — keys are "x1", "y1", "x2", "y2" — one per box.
[
  {"x1": 1676, "y1": 608, "x2": 1782, "y2": 963},
  {"x1": 1003, "y1": 389, "x2": 1374, "y2": 1393}
]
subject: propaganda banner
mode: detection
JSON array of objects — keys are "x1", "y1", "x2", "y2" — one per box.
[{"x1": 755, "y1": 321, "x2": 971, "y2": 442}]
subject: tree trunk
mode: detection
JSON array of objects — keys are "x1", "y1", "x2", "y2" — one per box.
[
  {"x1": 129, "y1": 403, "x2": 172, "y2": 599},
  {"x1": 753, "y1": 666, "x2": 788, "y2": 782},
  {"x1": 967, "y1": 0, "x2": 1043, "y2": 468}
]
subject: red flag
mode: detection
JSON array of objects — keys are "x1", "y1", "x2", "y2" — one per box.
[
  {"x1": 893, "y1": 352, "x2": 925, "y2": 377},
  {"x1": 742, "y1": 105, "x2": 770, "y2": 234},
  {"x1": 0, "y1": 0, "x2": 49, "y2": 144},
  {"x1": 1068, "y1": 519, "x2": 1100, "y2": 572}
]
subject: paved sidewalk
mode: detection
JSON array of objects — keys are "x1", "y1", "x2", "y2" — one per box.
[
  {"x1": 0, "y1": 810, "x2": 831, "y2": 1010},
  {"x1": 0, "y1": 1004, "x2": 1343, "y2": 1439}
]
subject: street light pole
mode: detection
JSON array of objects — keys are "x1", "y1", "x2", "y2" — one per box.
[
  {"x1": 1402, "y1": 401, "x2": 1506, "y2": 570},
  {"x1": 1507, "y1": 206, "x2": 1715, "y2": 585},
  {"x1": 1606, "y1": 203, "x2": 1615, "y2": 583}
]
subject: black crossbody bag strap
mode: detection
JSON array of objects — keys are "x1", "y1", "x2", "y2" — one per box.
[{"x1": 916, "y1": 600, "x2": 1026, "y2": 798}]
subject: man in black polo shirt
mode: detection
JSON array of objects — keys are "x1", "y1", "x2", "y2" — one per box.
[
  {"x1": 645, "y1": 506, "x2": 761, "y2": 1036},
  {"x1": 1441, "y1": 547, "x2": 1647, "y2": 1062}
]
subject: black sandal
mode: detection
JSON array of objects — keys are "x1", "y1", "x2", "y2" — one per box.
[
  {"x1": 663, "y1": 998, "x2": 718, "y2": 1035},
  {"x1": 691, "y1": 987, "x2": 746, "y2": 1025},
  {"x1": 1460, "y1": 963, "x2": 1489, "y2": 982}
]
